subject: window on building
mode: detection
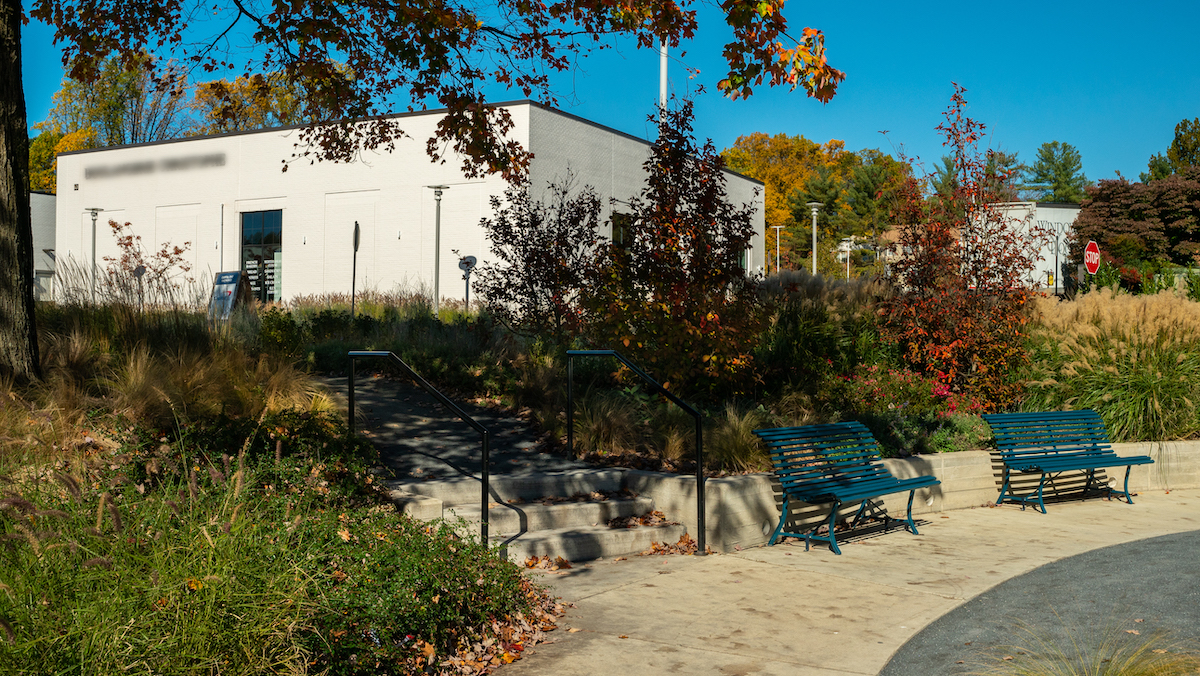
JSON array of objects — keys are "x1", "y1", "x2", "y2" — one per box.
[
  {"x1": 612, "y1": 212, "x2": 634, "y2": 251},
  {"x1": 241, "y1": 210, "x2": 282, "y2": 303}
]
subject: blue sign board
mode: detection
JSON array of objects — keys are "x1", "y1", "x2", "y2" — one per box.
[{"x1": 208, "y1": 271, "x2": 243, "y2": 322}]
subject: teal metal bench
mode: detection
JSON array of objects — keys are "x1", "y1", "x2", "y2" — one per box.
[
  {"x1": 753, "y1": 421, "x2": 941, "y2": 555},
  {"x1": 982, "y1": 410, "x2": 1154, "y2": 513}
]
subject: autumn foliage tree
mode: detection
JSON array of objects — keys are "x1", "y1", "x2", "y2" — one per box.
[
  {"x1": 882, "y1": 85, "x2": 1048, "y2": 410},
  {"x1": 583, "y1": 102, "x2": 765, "y2": 398},
  {"x1": 474, "y1": 176, "x2": 605, "y2": 349},
  {"x1": 722, "y1": 134, "x2": 905, "y2": 273},
  {"x1": 1072, "y1": 167, "x2": 1200, "y2": 269}
]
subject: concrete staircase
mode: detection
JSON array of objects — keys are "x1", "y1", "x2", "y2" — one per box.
[{"x1": 384, "y1": 469, "x2": 688, "y2": 562}]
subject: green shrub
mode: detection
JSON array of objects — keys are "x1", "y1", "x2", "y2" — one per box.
[
  {"x1": 706, "y1": 403, "x2": 771, "y2": 472},
  {"x1": 756, "y1": 270, "x2": 894, "y2": 395},
  {"x1": 0, "y1": 413, "x2": 541, "y2": 674},
  {"x1": 859, "y1": 410, "x2": 990, "y2": 457}
]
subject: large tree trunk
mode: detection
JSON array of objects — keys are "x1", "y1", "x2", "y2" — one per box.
[{"x1": 0, "y1": 0, "x2": 39, "y2": 384}]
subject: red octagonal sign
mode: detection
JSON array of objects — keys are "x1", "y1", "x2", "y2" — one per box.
[{"x1": 1084, "y1": 240, "x2": 1102, "y2": 275}]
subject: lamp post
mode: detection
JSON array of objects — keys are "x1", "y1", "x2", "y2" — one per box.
[
  {"x1": 85, "y1": 207, "x2": 104, "y2": 304},
  {"x1": 771, "y1": 225, "x2": 784, "y2": 274},
  {"x1": 806, "y1": 201, "x2": 821, "y2": 276},
  {"x1": 428, "y1": 186, "x2": 449, "y2": 318}
]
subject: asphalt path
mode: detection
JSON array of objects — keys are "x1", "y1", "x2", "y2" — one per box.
[{"x1": 880, "y1": 529, "x2": 1200, "y2": 674}]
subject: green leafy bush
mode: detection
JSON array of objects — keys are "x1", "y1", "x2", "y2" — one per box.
[{"x1": 0, "y1": 412, "x2": 544, "y2": 674}]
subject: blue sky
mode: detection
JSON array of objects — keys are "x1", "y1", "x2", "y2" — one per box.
[{"x1": 21, "y1": 1, "x2": 1200, "y2": 182}]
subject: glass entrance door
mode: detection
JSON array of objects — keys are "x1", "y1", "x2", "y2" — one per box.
[{"x1": 240, "y1": 210, "x2": 282, "y2": 302}]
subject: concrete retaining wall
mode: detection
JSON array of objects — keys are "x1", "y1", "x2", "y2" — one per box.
[{"x1": 625, "y1": 441, "x2": 1200, "y2": 554}]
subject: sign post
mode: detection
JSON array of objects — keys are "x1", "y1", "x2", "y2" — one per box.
[
  {"x1": 133, "y1": 264, "x2": 146, "y2": 313},
  {"x1": 351, "y1": 221, "x2": 360, "y2": 317},
  {"x1": 1084, "y1": 240, "x2": 1101, "y2": 275},
  {"x1": 458, "y1": 255, "x2": 477, "y2": 308}
]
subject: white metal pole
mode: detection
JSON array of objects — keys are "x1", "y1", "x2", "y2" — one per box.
[
  {"x1": 430, "y1": 186, "x2": 449, "y2": 317},
  {"x1": 91, "y1": 210, "x2": 97, "y2": 304},
  {"x1": 659, "y1": 38, "x2": 668, "y2": 110},
  {"x1": 771, "y1": 225, "x2": 783, "y2": 274},
  {"x1": 807, "y1": 202, "x2": 821, "y2": 276},
  {"x1": 86, "y1": 207, "x2": 103, "y2": 304}
]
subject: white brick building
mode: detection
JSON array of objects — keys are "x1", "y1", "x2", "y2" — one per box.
[{"x1": 55, "y1": 101, "x2": 765, "y2": 303}]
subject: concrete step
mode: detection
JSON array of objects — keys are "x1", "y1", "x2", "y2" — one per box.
[
  {"x1": 493, "y1": 523, "x2": 690, "y2": 563},
  {"x1": 385, "y1": 469, "x2": 626, "y2": 507},
  {"x1": 446, "y1": 496, "x2": 657, "y2": 536}
]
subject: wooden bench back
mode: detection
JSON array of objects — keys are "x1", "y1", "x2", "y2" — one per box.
[
  {"x1": 982, "y1": 410, "x2": 1113, "y2": 462},
  {"x1": 754, "y1": 421, "x2": 892, "y2": 496}
]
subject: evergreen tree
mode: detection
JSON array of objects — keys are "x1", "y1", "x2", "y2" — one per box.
[
  {"x1": 1024, "y1": 141, "x2": 1089, "y2": 203},
  {"x1": 1141, "y1": 152, "x2": 1172, "y2": 183},
  {"x1": 1167, "y1": 117, "x2": 1200, "y2": 172}
]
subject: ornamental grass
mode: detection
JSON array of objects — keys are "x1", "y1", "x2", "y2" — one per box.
[{"x1": 1023, "y1": 288, "x2": 1200, "y2": 442}]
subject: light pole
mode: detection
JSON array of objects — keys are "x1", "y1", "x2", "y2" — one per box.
[
  {"x1": 428, "y1": 185, "x2": 449, "y2": 317},
  {"x1": 85, "y1": 207, "x2": 104, "y2": 304},
  {"x1": 351, "y1": 221, "x2": 360, "y2": 317},
  {"x1": 806, "y1": 201, "x2": 821, "y2": 276},
  {"x1": 771, "y1": 225, "x2": 784, "y2": 275}
]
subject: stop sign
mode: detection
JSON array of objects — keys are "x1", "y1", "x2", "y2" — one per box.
[{"x1": 1084, "y1": 240, "x2": 1101, "y2": 275}]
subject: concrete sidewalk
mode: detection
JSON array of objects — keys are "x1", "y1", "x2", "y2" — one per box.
[{"x1": 504, "y1": 491, "x2": 1200, "y2": 675}]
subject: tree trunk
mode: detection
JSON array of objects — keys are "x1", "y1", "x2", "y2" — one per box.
[{"x1": 0, "y1": 0, "x2": 40, "y2": 384}]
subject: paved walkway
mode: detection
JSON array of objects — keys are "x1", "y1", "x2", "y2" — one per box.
[
  {"x1": 504, "y1": 494, "x2": 1200, "y2": 675},
  {"x1": 337, "y1": 374, "x2": 1200, "y2": 675}
]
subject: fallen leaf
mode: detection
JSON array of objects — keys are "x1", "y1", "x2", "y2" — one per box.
[
  {"x1": 619, "y1": 635, "x2": 628, "y2": 639},
  {"x1": 568, "y1": 628, "x2": 582, "y2": 633},
  {"x1": 554, "y1": 556, "x2": 572, "y2": 569},
  {"x1": 1126, "y1": 629, "x2": 1140, "y2": 635},
  {"x1": 1003, "y1": 656, "x2": 1013, "y2": 661},
  {"x1": 1134, "y1": 618, "x2": 1144, "y2": 623},
  {"x1": 1153, "y1": 649, "x2": 1168, "y2": 654},
  {"x1": 337, "y1": 528, "x2": 350, "y2": 542}
]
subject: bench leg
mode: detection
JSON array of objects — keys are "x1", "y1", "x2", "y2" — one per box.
[
  {"x1": 904, "y1": 489, "x2": 920, "y2": 535},
  {"x1": 996, "y1": 467, "x2": 1013, "y2": 507},
  {"x1": 821, "y1": 502, "x2": 843, "y2": 555},
  {"x1": 768, "y1": 495, "x2": 790, "y2": 547},
  {"x1": 1112, "y1": 465, "x2": 1136, "y2": 504},
  {"x1": 849, "y1": 499, "x2": 871, "y2": 530},
  {"x1": 1032, "y1": 472, "x2": 1048, "y2": 514}
]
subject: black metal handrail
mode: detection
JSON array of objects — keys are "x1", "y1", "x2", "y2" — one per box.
[
  {"x1": 347, "y1": 350, "x2": 492, "y2": 543},
  {"x1": 566, "y1": 349, "x2": 706, "y2": 555}
]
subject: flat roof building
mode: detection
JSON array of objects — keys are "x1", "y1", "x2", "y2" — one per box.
[{"x1": 55, "y1": 101, "x2": 765, "y2": 304}]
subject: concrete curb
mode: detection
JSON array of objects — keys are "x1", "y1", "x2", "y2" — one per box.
[{"x1": 386, "y1": 441, "x2": 1200, "y2": 555}]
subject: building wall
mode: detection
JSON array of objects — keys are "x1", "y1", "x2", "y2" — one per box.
[
  {"x1": 527, "y1": 106, "x2": 765, "y2": 267},
  {"x1": 30, "y1": 191, "x2": 56, "y2": 300},
  {"x1": 995, "y1": 201, "x2": 1081, "y2": 292},
  {"x1": 56, "y1": 102, "x2": 764, "y2": 303}
]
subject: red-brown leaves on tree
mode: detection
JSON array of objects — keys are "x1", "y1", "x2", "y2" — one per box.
[
  {"x1": 1072, "y1": 167, "x2": 1200, "y2": 270},
  {"x1": 882, "y1": 85, "x2": 1049, "y2": 410},
  {"x1": 474, "y1": 175, "x2": 604, "y2": 348},
  {"x1": 582, "y1": 101, "x2": 767, "y2": 399}
]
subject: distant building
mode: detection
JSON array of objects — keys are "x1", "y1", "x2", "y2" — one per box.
[
  {"x1": 994, "y1": 202, "x2": 1081, "y2": 293},
  {"x1": 55, "y1": 101, "x2": 764, "y2": 303},
  {"x1": 31, "y1": 191, "x2": 56, "y2": 300}
]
